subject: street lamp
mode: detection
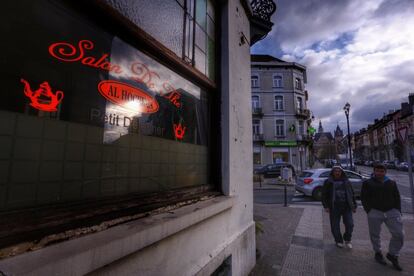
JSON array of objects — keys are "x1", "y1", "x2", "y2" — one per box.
[{"x1": 343, "y1": 102, "x2": 353, "y2": 170}]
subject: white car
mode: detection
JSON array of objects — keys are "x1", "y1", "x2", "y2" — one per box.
[{"x1": 295, "y1": 168, "x2": 369, "y2": 201}]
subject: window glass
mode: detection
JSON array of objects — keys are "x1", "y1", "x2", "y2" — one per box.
[
  {"x1": 103, "y1": 0, "x2": 215, "y2": 80},
  {"x1": 275, "y1": 96, "x2": 283, "y2": 110},
  {"x1": 319, "y1": 171, "x2": 331, "y2": 178},
  {"x1": 253, "y1": 152, "x2": 261, "y2": 164},
  {"x1": 251, "y1": 76, "x2": 259, "y2": 87},
  {"x1": 0, "y1": 0, "x2": 211, "y2": 211},
  {"x1": 273, "y1": 75, "x2": 282, "y2": 88},
  {"x1": 276, "y1": 120, "x2": 284, "y2": 136},
  {"x1": 252, "y1": 96, "x2": 260, "y2": 108},
  {"x1": 295, "y1": 78, "x2": 302, "y2": 90},
  {"x1": 300, "y1": 171, "x2": 313, "y2": 177},
  {"x1": 104, "y1": 0, "x2": 184, "y2": 57}
]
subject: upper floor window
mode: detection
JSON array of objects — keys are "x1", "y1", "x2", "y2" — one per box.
[
  {"x1": 298, "y1": 121, "x2": 304, "y2": 135},
  {"x1": 297, "y1": 97, "x2": 303, "y2": 110},
  {"x1": 275, "y1": 120, "x2": 285, "y2": 136},
  {"x1": 252, "y1": 95, "x2": 260, "y2": 108},
  {"x1": 253, "y1": 119, "x2": 261, "y2": 135},
  {"x1": 274, "y1": 96, "x2": 284, "y2": 110},
  {"x1": 251, "y1": 75, "x2": 259, "y2": 87},
  {"x1": 295, "y1": 78, "x2": 302, "y2": 90},
  {"x1": 273, "y1": 75, "x2": 283, "y2": 88}
]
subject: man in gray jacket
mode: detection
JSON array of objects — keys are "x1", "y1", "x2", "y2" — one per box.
[{"x1": 361, "y1": 163, "x2": 404, "y2": 271}]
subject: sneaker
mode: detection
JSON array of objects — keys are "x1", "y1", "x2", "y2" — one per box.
[
  {"x1": 386, "y1": 253, "x2": 403, "y2": 271},
  {"x1": 336, "y1": 242, "x2": 344, "y2": 248},
  {"x1": 375, "y1": 252, "x2": 387, "y2": 265},
  {"x1": 345, "y1": 241, "x2": 352, "y2": 249}
]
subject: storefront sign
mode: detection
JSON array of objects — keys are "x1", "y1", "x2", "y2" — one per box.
[
  {"x1": 97, "y1": 80, "x2": 159, "y2": 113},
  {"x1": 48, "y1": 40, "x2": 123, "y2": 73},
  {"x1": 21, "y1": 78, "x2": 64, "y2": 111},
  {"x1": 48, "y1": 40, "x2": 183, "y2": 109},
  {"x1": 265, "y1": 141, "x2": 297, "y2": 147}
]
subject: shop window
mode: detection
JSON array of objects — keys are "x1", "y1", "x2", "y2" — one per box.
[
  {"x1": 0, "y1": 0, "x2": 217, "y2": 251},
  {"x1": 103, "y1": 0, "x2": 216, "y2": 80}
]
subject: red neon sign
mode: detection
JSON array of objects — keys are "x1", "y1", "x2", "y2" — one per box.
[
  {"x1": 97, "y1": 80, "x2": 159, "y2": 113},
  {"x1": 21, "y1": 78, "x2": 64, "y2": 112},
  {"x1": 173, "y1": 123, "x2": 186, "y2": 140},
  {"x1": 164, "y1": 91, "x2": 181, "y2": 108},
  {"x1": 48, "y1": 40, "x2": 123, "y2": 74}
]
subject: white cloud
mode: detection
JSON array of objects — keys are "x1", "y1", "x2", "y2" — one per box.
[{"x1": 254, "y1": 0, "x2": 414, "y2": 133}]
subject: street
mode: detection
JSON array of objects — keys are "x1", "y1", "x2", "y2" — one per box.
[{"x1": 254, "y1": 166, "x2": 414, "y2": 214}]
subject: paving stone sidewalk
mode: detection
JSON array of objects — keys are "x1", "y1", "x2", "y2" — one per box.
[{"x1": 251, "y1": 203, "x2": 414, "y2": 276}]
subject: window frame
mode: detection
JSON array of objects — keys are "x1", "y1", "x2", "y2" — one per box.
[
  {"x1": 295, "y1": 78, "x2": 302, "y2": 90},
  {"x1": 251, "y1": 75, "x2": 260, "y2": 88},
  {"x1": 0, "y1": 0, "x2": 222, "y2": 256},
  {"x1": 252, "y1": 95, "x2": 261, "y2": 108},
  {"x1": 275, "y1": 119, "x2": 285, "y2": 137},
  {"x1": 274, "y1": 95, "x2": 284, "y2": 111},
  {"x1": 272, "y1": 74, "x2": 283, "y2": 88}
]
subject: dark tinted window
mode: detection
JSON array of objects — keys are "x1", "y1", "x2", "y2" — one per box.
[
  {"x1": 300, "y1": 172, "x2": 313, "y2": 177},
  {"x1": 319, "y1": 171, "x2": 331, "y2": 178},
  {"x1": 0, "y1": 0, "x2": 212, "y2": 212}
]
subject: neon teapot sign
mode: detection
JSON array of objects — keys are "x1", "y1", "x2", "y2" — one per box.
[{"x1": 21, "y1": 78, "x2": 64, "y2": 112}]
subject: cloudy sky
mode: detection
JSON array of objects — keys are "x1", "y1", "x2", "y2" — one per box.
[{"x1": 251, "y1": 0, "x2": 414, "y2": 134}]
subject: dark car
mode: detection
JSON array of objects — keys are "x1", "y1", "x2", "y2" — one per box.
[{"x1": 254, "y1": 163, "x2": 296, "y2": 178}]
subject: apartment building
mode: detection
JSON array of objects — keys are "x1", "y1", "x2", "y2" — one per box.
[{"x1": 251, "y1": 55, "x2": 311, "y2": 171}]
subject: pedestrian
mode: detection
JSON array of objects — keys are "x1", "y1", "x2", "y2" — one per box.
[
  {"x1": 322, "y1": 166, "x2": 356, "y2": 249},
  {"x1": 361, "y1": 163, "x2": 404, "y2": 271}
]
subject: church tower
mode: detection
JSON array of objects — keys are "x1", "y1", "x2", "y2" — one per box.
[{"x1": 318, "y1": 120, "x2": 324, "y2": 133}]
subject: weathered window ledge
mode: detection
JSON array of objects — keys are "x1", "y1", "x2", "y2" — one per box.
[{"x1": 0, "y1": 196, "x2": 234, "y2": 276}]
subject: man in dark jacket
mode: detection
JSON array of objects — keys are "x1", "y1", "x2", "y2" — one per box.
[
  {"x1": 361, "y1": 163, "x2": 404, "y2": 271},
  {"x1": 322, "y1": 166, "x2": 357, "y2": 249}
]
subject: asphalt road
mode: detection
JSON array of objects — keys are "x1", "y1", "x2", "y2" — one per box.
[{"x1": 254, "y1": 166, "x2": 414, "y2": 214}]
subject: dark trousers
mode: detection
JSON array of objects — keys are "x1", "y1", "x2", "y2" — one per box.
[{"x1": 329, "y1": 203, "x2": 354, "y2": 243}]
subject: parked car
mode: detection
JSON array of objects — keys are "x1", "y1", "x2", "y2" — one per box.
[
  {"x1": 254, "y1": 163, "x2": 296, "y2": 178},
  {"x1": 383, "y1": 160, "x2": 397, "y2": 170},
  {"x1": 295, "y1": 168, "x2": 369, "y2": 201},
  {"x1": 396, "y1": 162, "x2": 411, "y2": 171},
  {"x1": 364, "y1": 160, "x2": 373, "y2": 166},
  {"x1": 325, "y1": 159, "x2": 337, "y2": 168}
]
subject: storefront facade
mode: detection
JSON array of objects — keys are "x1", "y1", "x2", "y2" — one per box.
[{"x1": 0, "y1": 0, "x2": 275, "y2": 275}]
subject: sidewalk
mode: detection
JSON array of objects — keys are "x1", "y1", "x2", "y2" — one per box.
[{"x1": 251, "y1": 203, "x2": 414, "y2": 275}]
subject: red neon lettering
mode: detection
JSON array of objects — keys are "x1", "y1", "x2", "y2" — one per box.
[
  {"x1": 21, "y1": 78, "x2": 64, "y2": 112},
  {"x1": 173, "y1": 123, "x2": 186, "y2": 140},
  {"x1": 130, "y1": 62, "x2": 160, "y2": 90},
  {"x1": 164, "y1": 91, "x2": 181, "y2": 108},
  {"x1": 48, "y1": 40, "x2": 123, "y2": 74}
]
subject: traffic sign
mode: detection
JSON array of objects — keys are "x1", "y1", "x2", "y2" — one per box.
[{"x1": 398, "y1": 127, "x2": 408, "y2": 142}]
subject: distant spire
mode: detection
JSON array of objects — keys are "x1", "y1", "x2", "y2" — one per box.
[
  {"x1": 318, "y1": 120, "x2": 324, "y2": 133},
  {"x1": 335, "y1": 124, "x2": 343, "y2": 137}
]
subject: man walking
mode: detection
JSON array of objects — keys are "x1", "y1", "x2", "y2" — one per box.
[{"x1": 361, "y1": 163, "x2": 404, "y2": 271}]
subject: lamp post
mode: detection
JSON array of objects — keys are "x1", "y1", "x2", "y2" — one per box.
[{"x1": 343, "y1": 102, "x2": 353, "y2": 170}]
